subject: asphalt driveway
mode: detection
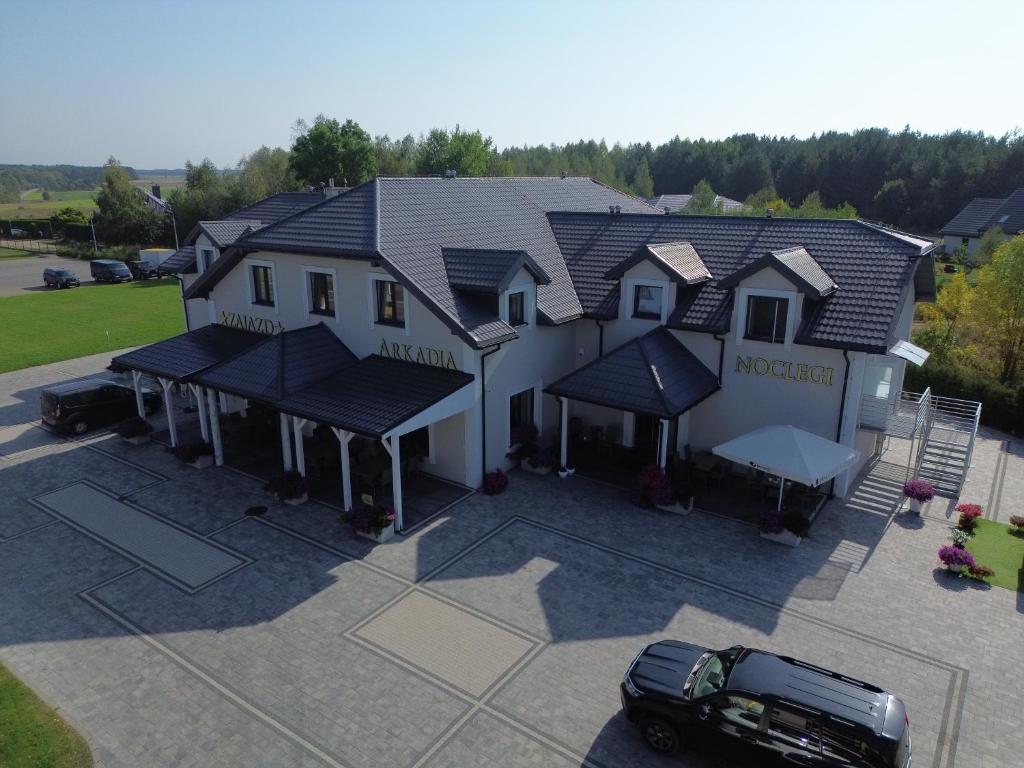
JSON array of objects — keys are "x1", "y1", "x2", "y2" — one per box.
[
  {"x1": 0, "y1": 252, "x2": 93, "y2": 295},
  {"x1": 0, "y1": 354, "x2": 1021, "y2": 768}
]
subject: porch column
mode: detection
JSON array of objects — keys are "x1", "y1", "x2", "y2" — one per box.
[
  {"x1": 381, "y1": 435, "x2": 403, "y2": 531},
  {"x1": 279, "y1": 413, "x2": 293, "y2": 472},
  {"x1": 206, "y1": 388, "x2": 223, "y2": 466},
  {"x1": 190, "y1": 384, "x2": 209, "y2": 442},
  {"x1": 157, "y1": 377, "x2": 178, "y2": 447},
  {"x1": 657, "y1": 418, "x2": 670, "y2": 469},
  {"x1": 559, "y1": 397, "x2": 569, "y2": 468},
  {"x1": 292, "y1": 417, "x2": 308, "y2": 477},
  {"x1": 131, "y1": 370, "x2": 146, "y2": 419},
  {"x1": 330, "y1": 427, "x2": 355, "y2": 511}
]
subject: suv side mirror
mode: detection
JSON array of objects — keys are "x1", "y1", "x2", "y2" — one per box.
[{"x1": 699, "y1": 703, "x2": 712, "y2": 721}]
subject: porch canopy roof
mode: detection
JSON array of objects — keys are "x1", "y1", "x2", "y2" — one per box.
[
  {"x1": 110, "y1": 324, "x2": 267, "y2": 382},
  {"x1": 276, "y1": 356, "x2": 475, "y2": 438},
  {"x1": 712, "y1": 425, "x2": 860, "y2": 487},
  {"x1": 544, "y1": 327, "x2": 719, "y2": 419}
]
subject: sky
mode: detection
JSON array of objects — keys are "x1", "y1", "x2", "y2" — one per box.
[{"x1": 1, "y1": 0, "x2": 1022, "y2": 169}]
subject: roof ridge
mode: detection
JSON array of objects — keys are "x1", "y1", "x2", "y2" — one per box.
[
  {"x1": 234, "y1": 180, "x2": 367, "y2": 247},
  {"x1": 637, "y1": 329, "x2": 673, "y2": 415}
]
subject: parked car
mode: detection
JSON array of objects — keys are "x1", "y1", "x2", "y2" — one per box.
[
  {"x1": 9, "y1": 227, "x2": 27, "y2": 237},
  {"x1": 621, "y1": 642, "x2": 911, "y2": 767},
  {"x1": 42, "y1": 267, "x2": 80, "y2": 288},
  {"x1": 41, "y1": 379, "x2": 161, "y2": 435},
  {"x1": 127, "y1": 259, "x2": 159, "y2": 280},
  {"x1": 90, "y1": 259, "x2": 132, "y2": 283}
]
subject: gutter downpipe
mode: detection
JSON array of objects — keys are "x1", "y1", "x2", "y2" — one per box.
[
  {"x1": 595, "y1": 319, "x2": 605, "y2": 357},
  {"x1": 170, "y1": 274, "x2": 191, "y2": 332},
  {"x1": 830, "y1": 349, "x2": 852, "y2": 498},
  {"x1": 480, "y1": 343, "x2": 502, "y2": 482},
  {"x1": 713, "y1": 333, "x2": 725, "y2": 384}
]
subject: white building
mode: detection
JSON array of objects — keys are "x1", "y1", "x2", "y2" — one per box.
[{"x1": 122, "y1": 176, "x2": 938, "y2": 530}]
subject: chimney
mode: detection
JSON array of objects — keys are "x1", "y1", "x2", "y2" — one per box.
[
  {"x1": 766, "y1": 207, "x2": 774, "y2": 219},
  {"x1": 663, "y1": 206, "x2": 671, "y2": 215},
  {"x1": 614, "y1": 205, "x2": 621, "y2": 215},
  {"x1": 609, "y1": 205, "x2": 615, "y2": 215},
  {"x1": 444, "y1": 169, "x2": 457, "y2": 179},
  {"x1": 560, "y1": 170, "x2": 566, "y2": 179},
  {"x1": 151, "y1": 184, "x2": 161, "y2": 199}
]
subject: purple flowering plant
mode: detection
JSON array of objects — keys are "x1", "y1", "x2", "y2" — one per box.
[{"x1": 902, "y1": 479, "x2": 935, "y2": 502}]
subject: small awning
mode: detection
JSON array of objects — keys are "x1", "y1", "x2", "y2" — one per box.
[
  {"x1": 545, "y1": 327, "x2": 719, "y2": 419},
  {"x1": 158, "y1": 246, "x2": 197, "y2": 275},
  {"x1": 713, "y1": 425, "x2": 860, "y2": 487},
  {"x1": 111, "y1": 324, "x2": 267, "y2": 381},
  {"x1": 277, "y1": 356, "x2": 475, "y2": 438},
  {"x1": 888, "y1": 339, "x2": 930, "y2": 367}
]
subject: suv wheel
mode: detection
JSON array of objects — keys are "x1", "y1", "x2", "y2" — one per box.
[
  {"x1": 642, "y1": 717, "x2": 680, "y2": 754},
  {"x1": 70, "y1": 419, "x2": 89, "y2": 436}
]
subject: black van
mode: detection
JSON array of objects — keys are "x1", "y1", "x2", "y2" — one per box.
[
  {"x1": 621, "y1": 642, "x2": 911, "y2": 767},
  {"x1": 90, "y1": 259, "x2": 132, "y2": 283},
  {"x1": 41, "y1": 379, "x2": 161, "y2": 435}
]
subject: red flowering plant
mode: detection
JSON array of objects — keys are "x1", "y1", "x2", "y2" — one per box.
[
  {"x1": 955, "y1": 503, "x2": 983, "y2": 534},
  {"x1": 483, "y1": 469, "x2": 509, "y2": 495},
  {"x1": 632, "y1": 465, "x2": 673, "y2": 509}
]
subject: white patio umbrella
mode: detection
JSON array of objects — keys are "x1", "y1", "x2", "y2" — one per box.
[{"x1": 712, "y1": 425, "x2": 861, "y2": 511}]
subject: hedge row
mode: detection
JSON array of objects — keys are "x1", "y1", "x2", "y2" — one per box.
[{"x1": 904, "y1": 361, "x2": 1023, "y2": 435}]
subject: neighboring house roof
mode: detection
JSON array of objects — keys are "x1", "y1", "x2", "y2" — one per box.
[
  {"x1": 604, "y1": 241, "x2": 711, "y2": 285},
  {"x1": 135, "y1": 188, "x2": 173, "y2": 214},
  {"x1": 110, "y1": 324, "x2": 266, "y2": 381},
  {"x1": 717, "y1": 246, "x2": 838, "y2": 300},
  {"x1": 547, "y1": 213, "x2": 933, "y2": 353},
  {"x1": 193, "y1": 324, "x2": 357, "y2": 402},
  {"x1": 442, "y1": 248, "x2": 550, "y2": 294},
  {"x1": 649, "y1": 193, "x2": 746, "y2": 213},
  {"x1": 188, "y1": 176, "x2": 660, "y2": 348},
  {"x1": 940, "y1": 189, "x2": 1024, "y2": 237},
  {"x1": 226, "y1": 191, "x2": 326, "y2": 224},
  {"x1": 196, "y1": 219, "x2": 262, "y2": 249},
  {"x1": 159, "y1": 245, "x2": 197, "y2": 275},
  {"x1": 545, "y1": 327, "x2": 719, "y2": 419}
]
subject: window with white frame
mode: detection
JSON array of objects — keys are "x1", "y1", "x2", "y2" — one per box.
[
  {"x1": 308, "y1": 270, "x2": 335, "y2": 316},
  {"x1": 251, "y1": 264, "x2": 275, "y2": 306},
  {"x1": 508, "y1": 290, "x2": 526, "y2": 326},
  {"x1": 745, "y1": 295, "x2": 788, "y2": 343},
  {"x1": 199, "y1": 248, "x2": 214, "y2": 272},
  {"x1": 375, "y1": 280, "x2": 405, "y2": 326},
  {"x1": 633, "y1": 284, "x2": 663, "y2": 319}
]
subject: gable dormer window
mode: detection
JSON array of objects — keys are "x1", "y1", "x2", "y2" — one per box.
[
  {"x1": 508, "y1": 291, "x2": 526, "y2": 326},
  {"x1": 745, "y1": 296, "x2": 788, "y2": 343},
  {"x1": 633, "y1": 285, "x2": 664, "y2": 320}
]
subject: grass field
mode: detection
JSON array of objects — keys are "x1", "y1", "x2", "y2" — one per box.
[
  {"x1": 0, "y1": 280, "x2": 185, "y2": 373},
  {"x1": 0, "y1": 189, "x2": 97, "y2": 221},
  {"x1": 967, "y1": 519, "x2": 1024, "y2": 592},
  {"x1": 0, "y1": 662, "x2": 93, "y2": 768},
  {"x1": 0, "y1": 246, "x2": 33, "y2": 259},
  {"x1": 131, "y1": 175, "x2": 185, "y2": 193}
]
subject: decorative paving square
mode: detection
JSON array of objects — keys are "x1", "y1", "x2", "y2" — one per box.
[
  {"x1": 354, "y1": 591, "x2": 535, "y2": 697},
  {"x1": 0, "y1": 422, "x2": 64, "y2": 456}
]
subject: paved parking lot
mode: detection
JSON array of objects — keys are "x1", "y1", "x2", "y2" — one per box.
[
  {"x1": 0, "y1": 354, "x2": 1022, "y2": 767},
  {"x1": 0, "y1": 252, "x2": 93, "y2": 295}
]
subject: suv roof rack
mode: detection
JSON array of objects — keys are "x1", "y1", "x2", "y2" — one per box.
[{"x1": 779, "y1": 656, "x2": 885, "y2": 694}]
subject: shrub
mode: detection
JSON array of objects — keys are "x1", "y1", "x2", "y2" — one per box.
[
  {"x1": 781, "y1": 510, "x2": 809, "y2": 537},
  {"x1": 760, "y1": 508, "x2": 784, "y2": 534},
  {"x1": 949, "y1": 527, "x2": 970, "y2": 549},
  {"x1": 483, "y1": 469, "x2": 509, "y2": 495},
  {"x1": 173, "y1": 441, "x2": 213, "y2": 463},
  {"x1": 904, "y1": 358, "x2": 1023, "y2": 435},
  {"x1": 938, "y1": 545, "x2": 976, "y2": 571},
  {"x1": 527, "y1": 445, "x2": 557, "y2": 469},
  {"x1": 633, "y1": 464, "x2": 673, "y2": 508},
  {"x1": 264, "y1": 470, "x2": 308, "y2": 500},
  {"x1": 902, "y1": 479, "x2": 935, "y2": 502},
  {"x1": 1008, "y1": 515, "x2": 1024, "y2": 531},
  {"x1": 350, "y1": 505, "x2": 396, "y2": 537},
  {"x1": 955, "y1": 503, "x2": 983, "y2": 533},
  {"x1": 967, "y1": 564, "x2": 996, "y2": 580},
  {"x1": 114, "y1": 415, "x2": 153, "y2": 438}
]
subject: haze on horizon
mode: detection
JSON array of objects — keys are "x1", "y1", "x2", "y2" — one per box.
[{"x1": 1, "y1": 0, "x2": 1021, "y2": 169}]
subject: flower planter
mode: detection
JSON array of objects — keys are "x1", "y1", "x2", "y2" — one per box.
[
  {"x1": 760, "y1": 530, "x2": 802, "y2": 547},
  {"x1": 188, "y1": 454, "x2": 214, "y2": 469},
  {"x1": 558, "y1": 469, "x2": 570, "y2": 479},
  {"x1": 906, "y1": 497, "x2": 923, "y2": 514},
  {"x1": 282, "y1": 493, "x2": 308, "y2": 507},
  {"x1": 658, "y1": 497, "x2": 694, "y2": 516},
  {"x1": 124, "y1": 434, "x2": 150, "y2": 446},
  {"x1": 523, "y1": 463, "x2": 552, "y2": 475},
  {"x1": 357, "y1": 522, "x2": 395, "y2": 544}
]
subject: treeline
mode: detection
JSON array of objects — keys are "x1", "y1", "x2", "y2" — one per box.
[{"x1": 0, "y1": 163, "x2": 139, "y2": 203}]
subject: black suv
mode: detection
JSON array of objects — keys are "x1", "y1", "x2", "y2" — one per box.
[
  {"x1": 621, "y1": 642, "x2": 911, "y2": 767},
  {"x1": 41, "y1": 379, "x2": 161, "y2": 435},
  {"x1": 127, "y1": 260, "x2": 159, "y2": 280},
  {"x1": 43, "y1": 267, "x2": 80, "y2": 288}
]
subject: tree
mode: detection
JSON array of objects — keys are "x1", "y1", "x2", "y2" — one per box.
[
  {"x1": 374, "y1": 134, "x2": 418, "y2": 176},
  {"x1": 41, "y1": 189, "x2": 51, "y2": 201},
  {"x1": 52, "y1": 206, "x2": 89, "y2": 226},
  {"x1": 971, "y1": 235, "x2": 1024, "y2": 383},
  {"x1": 289, "y1": 115, "x2": 376, "y2": 187},
  {"x1": 917, "y1": 271, "x2": 973, "y2": 358},
  {"x1": 632, "y1": 157, "x2": 654, "y2": 198},
  {"x1": 415, "y1": 126, "x2": 498, "y2": 176},
  {"x1": 974, "y1": 226, "x2": 1006, "y2": 265},
  {"x1": 872, "y1": 179, "x2": 909, "y2": 226},
  {"x1": 685, "y1": 179, "x2": 720, "y2": 214},
  {"x1": 93, "y1": 157, "x2": 166, "y2": 245},
  {"x1": 236, "y1": 146, "x2": 299, "y2": 201}
]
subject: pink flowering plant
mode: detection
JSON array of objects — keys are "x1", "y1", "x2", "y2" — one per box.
[
  {"x1": 902, "y1": 479, "x2": 935, "y2": 502},
  {"x1": 955, "y1": 503, "x2": 983, "y2": 533},
  {"x1": 937, "y1": 545, "x2": 975, "y2": 572},
  {"x1": 632, "y1": 465, "x2": 673, "y2": 508}
]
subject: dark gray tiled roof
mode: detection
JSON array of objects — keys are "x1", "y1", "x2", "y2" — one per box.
[
  {"x1": 718, "y1": 246, "x2": 837, "y2": 300},
  {"x1": 191, "y1": 176, "x2": 660, "y2": 348},
  {"x1": 193, "y1": 324, "x2": 357, "y2": 402},
  {"x1": 605, "y1": 241, "x2": 711, "y2": 285},
  {"x1": 545, "y1": 327, "x2": 719, "y2": 418},
  {"x1": 200, "y1": 220, "x2": 262, "y2": 248},
  {"x1": 940, "y1": 190, "x2": 1024, "y2": 237},
  {"x1": 649, "y1": 193, "x2": 745, "y2": 213},
  {"x1": 442, "y1": 248, "x2": 551, "y2": 293},
  {"x1": 159, "y1": 245, "x2": 197, "y2": 274},
  {"x1": 277, "y1": 356, "x2": 475, "y2": 437},
  {"x1": 225, "y1": 191, "x2": 325, "y2": 224},
  {"x1": 548, "y1": 213, "x2": 932, "y2": 353},
  {"x1": 110, "y1": 325, "x2": 266, "y2": 380}
]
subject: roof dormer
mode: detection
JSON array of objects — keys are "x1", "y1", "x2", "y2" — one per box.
[
  {"x1": 717, "y1": 246, "x2": 837, "y2": 299},
  {"x1": 604, "y1": 241, "x2": 711, "y2": 286}
]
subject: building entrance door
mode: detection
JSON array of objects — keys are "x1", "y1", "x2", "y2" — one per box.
[{"x1": 633, "y1": 414, "x2": 659, "y2": 463}]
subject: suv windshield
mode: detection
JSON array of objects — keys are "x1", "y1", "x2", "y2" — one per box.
[{"x1": 688, "y1": 648, "x2": 742, "y2": 699}]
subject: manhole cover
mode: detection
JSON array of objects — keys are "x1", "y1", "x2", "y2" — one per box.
[{"x1": 245, "y1": 505, "x2": 267, "y2": 517}]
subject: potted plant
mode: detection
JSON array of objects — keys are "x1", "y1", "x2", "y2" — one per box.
[
  {"x1": 760, "y1": 508, "x2": 802, "y2": 547},
  {"x1": 350, "y1": 505, "x2": 396, "y2": 543},
  {"x1": 1009, "y1": 515, "x2": 1024, "y2": 533},
  {"x1": 902, "y1": 479, "x2": 935, "y2": 513},
  {"x1": 173, "y1": 440, "x2": 214, "y2": 469},
  {"x1": 483, "y1": 469, "x2": 509, "y2": 495},
  {"x1": 524, "y1": 445, "x2": 556, "y2": 475},
  {"x1": 949, "y1": 527, "x2": 970, "y2": 549},
  {"x1": 558, "y1": 465, "x2": 571, "y2": 479},
  {"x1": 265, "y1": 470, "x2": 309, "y2": 506},
  {"x1": 114, "y1": 415, "x2": 154, "y2": 445},
  {"x1": 955, "y1": 503, "x2": 983, "y2": 533},
  {"x1": 937, "y1": 544, "x2": 976, "y2": 574}
]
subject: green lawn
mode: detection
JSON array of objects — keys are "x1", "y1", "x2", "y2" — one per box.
[
  {"x1": 967, "y1": 519, "x2": 1024, "y2": 591},
  {"x1": 0, "y1": 189, "x2": 97, "y2": 221},
  {"x1": 0, "y1": 662, "x2": 92, "y2": 768},
  {"x1": 0, "y1": 280, "x2": 185, "y2": 373},
  {"x1": 0, "y1": 246, "x2": 33, "y2": 259}
]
